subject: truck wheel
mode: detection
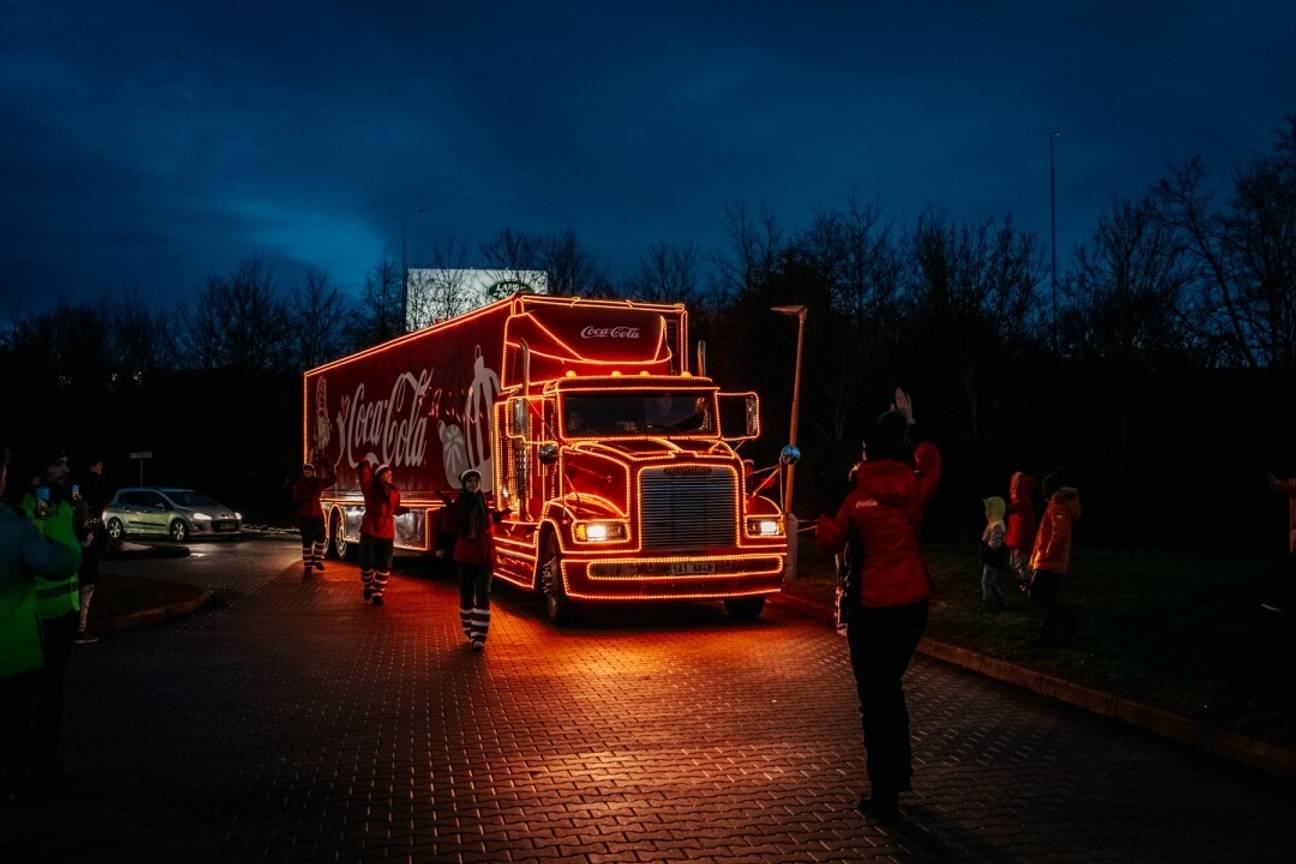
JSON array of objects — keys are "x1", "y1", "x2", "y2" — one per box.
[
  {"x1": 327, "y1": 510, "x2": 344, "y2": 560},
  {"x1": 724, "y1": 596, "x2": 766, "y2": 621},
  {"x1": 169, "y1": 519, "x2": 189, "y2": 542},
  {"x1": 106, "y1": 518, "x2": 124, "y2": 540},
  {"x1": 331, "y1": 511, "x2": 354, "y2": 561},
  {"x1": 540, "y1": 533, "x2": 578, "y2": 626}
]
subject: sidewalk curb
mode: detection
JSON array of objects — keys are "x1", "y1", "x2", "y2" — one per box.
[
  {"x1": 95, "y1": 589, "x2": 213, "y2": 635},
  {"x1": 769, "y1": 591, "x2": 1296, "y2": 782}
]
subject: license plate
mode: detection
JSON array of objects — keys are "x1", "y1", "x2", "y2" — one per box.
[
  {"x1": 213, "y1": 521, "x2": 237, "y2": 532},
  {"x1": 669, "y1": 562, "x2": 716, "y2": 576}
]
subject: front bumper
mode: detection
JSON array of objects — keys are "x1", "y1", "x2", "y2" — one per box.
[{"x1": 561, "y1": 553, "x2": 785, "y2": 601}]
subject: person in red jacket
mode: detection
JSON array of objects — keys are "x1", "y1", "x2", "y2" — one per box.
[
  {"x1": 357, "y1": 459, "x2": 401, "y2": 606},
  {"x1": 1005, "y1": 471, "x2": 1038, "y2": 591},
  {"x1": 441, "y1": 469, "x2": 495, "y2": 650},
  {"x1": 292, "y1": 456, "x2": 335, "y2": 577},
  {"x1": 816, "y1": 389, "x2": 941, "y2": 820}
]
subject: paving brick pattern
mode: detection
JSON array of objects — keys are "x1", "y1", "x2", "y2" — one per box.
[{"x1": 2, "y1": 539, "x2": 1293, "y2": 863}]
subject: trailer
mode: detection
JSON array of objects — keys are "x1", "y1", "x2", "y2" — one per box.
[{"x1": 303, "y1": 293, "x2": 787, "y2": 623}]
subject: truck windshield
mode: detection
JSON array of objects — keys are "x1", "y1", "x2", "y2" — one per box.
[{"x1": 563, "y1": 392, "x2": 715, "y2": 437}]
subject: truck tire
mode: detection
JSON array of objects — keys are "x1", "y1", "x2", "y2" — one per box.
[
  {"x1": 540, "y1": 532, "x2": 578, "y2": 626},
  {"x1": 330, "y1": 510, "x2": 353, "y2": 561},
  {"x1": 327, "y1": 509, "x2": 343, "y2": 560},
  {"x1": 724, "y1": 596, "x2": 766, "y2": 621}
]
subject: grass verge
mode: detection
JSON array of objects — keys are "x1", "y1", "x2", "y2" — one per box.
[{"x1": 787, "y1": 540, "x2": 1296, "y2": 749}]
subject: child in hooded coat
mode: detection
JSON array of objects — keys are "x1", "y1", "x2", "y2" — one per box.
[
  {"x1": 1005, "y1": 472, "x2": 1037, "y2": 591},
  {"x1": 980, "y1": 496, "x2": 1008, "y2": 611},
  {"x1": 1029, "y1": 486, "x2": 1082, "y2": 646}
]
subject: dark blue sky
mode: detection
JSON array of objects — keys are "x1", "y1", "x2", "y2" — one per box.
[{"x1": 2, "y1": 1, "x2": 1293, "y2": 311}]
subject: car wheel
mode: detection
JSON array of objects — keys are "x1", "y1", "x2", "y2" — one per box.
[
  {"x1": 169, "y1": 519, "x2": 189, "y2": 542},
  {"x1": 540, "y1": 531, "x2": 578, "y2": 626},
  {"x1": 106, "y1": 518, "x2": 124, "y2": 540},
  {"x1": 724, "y1": 596, "x2": 766, "y2": 621}
]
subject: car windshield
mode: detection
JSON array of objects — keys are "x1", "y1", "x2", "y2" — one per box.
[
  {"x1": 563, "y1": 392, "x2": 715, "y2": 437},
  {"x1": 164, "y1": 491, "x2": 221, "y2": 508}
]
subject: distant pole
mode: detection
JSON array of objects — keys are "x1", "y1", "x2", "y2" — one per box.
[
  {"x1": 770, "y1": 305, "x2": 808, "y2": 512},
  {"x1": 401, "y1": 214, "x2": 409, "y2": 332},
  {"x1": 1050, "y1": 130, "x2": 1061, "y2": 352}
]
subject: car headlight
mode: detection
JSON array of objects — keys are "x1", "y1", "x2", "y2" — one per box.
[
  {"x1": 234, "y1": 512, "x2": 242, "y2": 521},
  {"x1": 192, "y1": 512, "x2": 212, "y2": 521},
  {"x1": 573, "y1": 521, "x2": 627, "y2": 542},
  {"x1": 747, "y1": 517, "x2": 782, "y2": 536}
]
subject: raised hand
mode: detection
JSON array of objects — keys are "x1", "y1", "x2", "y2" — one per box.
[{"x1": 892, "y1": 387, "x2": 915, "y2": 425}]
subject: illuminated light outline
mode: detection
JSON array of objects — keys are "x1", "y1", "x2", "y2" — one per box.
[
  {"x1": 502, "y1": 310, "x2": 673, "y2": 380},
  {"x1": 305, "y1": 296, "x2": 516, "y2": 376},
  {"x1": 584, "y1": 556, "x2": 783, "y2": 581},
  {"x1": 557, "y1": 388, "x2": 723, "y2": 443},
  {"x1": 306, "y1": 291, "x2": 786, "y2": 605},
  {"x1": 717, "y1": 390, "x2": 761, "y2": 441}
]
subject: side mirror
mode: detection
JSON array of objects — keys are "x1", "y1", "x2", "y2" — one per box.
[
  {"x1": 538, "y1": 443, "x2": 560, "y2": 465},
  {"x1": 780, "y1": 444, "x2": 801, "y2": 466},
  {"x1": 717, "y1": 392, "x2": 760, "y2": 441}
]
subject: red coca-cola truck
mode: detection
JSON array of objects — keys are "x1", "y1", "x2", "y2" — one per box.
[{"x1": 304, "y1": 293, "x2": 787, "y2": 623}]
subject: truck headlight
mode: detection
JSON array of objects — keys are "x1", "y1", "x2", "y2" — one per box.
[
  {"x1": 747, "y1": 517, "x2": 782, "y2": 536},
  {"x1": 574, "y1": 521, "x2": 627, "y2": 542}
]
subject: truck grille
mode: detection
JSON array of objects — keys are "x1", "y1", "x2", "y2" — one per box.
[{"x1": 639, "y1": 467, "x2": 737, "y2": 551}]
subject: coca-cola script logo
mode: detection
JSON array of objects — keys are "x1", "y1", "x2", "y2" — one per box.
[
  {"x1": 580, "y1": 325, "x2": 641, "y2": 339},
  {"x1": 335, "y1": 370, "x2": 433, "y2": 470}
]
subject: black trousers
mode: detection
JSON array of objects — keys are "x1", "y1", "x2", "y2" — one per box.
[
  {"x1": 1030, "y1": 569, "x2": 1066, "y2": 642},
  {"x1": 0, "y1": 671, "x2": 37, "y2": 791},
  {"x1": 35, "y1": 611, "x2": 78, "y2": 771},
  {"x1": 846, "y1": 598, "x2": 929, "y2": 797}
]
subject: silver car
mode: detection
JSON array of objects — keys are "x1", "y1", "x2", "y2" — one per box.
[{"x1": 104, "y1": 487, "x2": 242, "y2": 542}]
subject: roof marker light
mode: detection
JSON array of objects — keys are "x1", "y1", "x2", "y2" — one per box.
[{"x1": 565, "y1": 370, "x2": 577, "y2": 378}]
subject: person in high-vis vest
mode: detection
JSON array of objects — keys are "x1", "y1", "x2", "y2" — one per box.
[
  {"x1": 0, "y1": 444, "x2": 78, "y2": 801},
  {"x1": 20, "y1": 456, "x2": 83, "y2": 792}
]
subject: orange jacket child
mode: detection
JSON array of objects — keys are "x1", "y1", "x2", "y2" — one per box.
[{"x1": 1030, "y1": 487, "x2": 1081, "y2": 575}]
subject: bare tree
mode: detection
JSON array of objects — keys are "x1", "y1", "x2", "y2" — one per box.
[
  {"x1": 350, "y1": 256, "x2": 404, "y2": 345},
  {"x1": 184, "y1": 256, "x2": 291, "y2": 373},
  {"x1": 543, "y1": 228, "x2": 610, "y2": 297},
  {"x1": 1156, "y1": 116, "x2": 1296, "y2": 368},
  {"x1": 716, "y1": 200, "x2": 782, "y2": 299},
  {"x1": 1065, "y1": 193, "x2": 1192, "y2": 492},
  {"x1": 291, "y1": 270, "x2": 351, "y2": 369},
  {"x1": 480, "y1": 227, "x2": 609, "y2": 298},
  {"x1": 405, "y1": 237, "x2": 476, "y2": 328},
  {"x1": 905, "y1": 211, "x2": 1043, "y2": 450},
  {"x1": 624, "y1": 240, "x2": 701, "y2": 306},
  {"x1": 800, "y1": 196, "x2": 901, "y2": 445}
]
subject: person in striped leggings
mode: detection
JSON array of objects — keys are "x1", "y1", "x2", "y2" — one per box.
[
  {"x1": 443, "y1": 469, "x2": 495, "y2": 650},
  {"x1": 357, "y1": 458, "x2": 401, "y2": 605},
  {"x1": 292, "y1": 457, "x2": 335, "y2": 577}
]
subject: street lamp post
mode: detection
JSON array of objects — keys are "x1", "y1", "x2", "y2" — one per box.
[
  {"x1": 771, "y1": 304, "x2": 807, "y2": 579},
  {"x1": 1050, "y1": 130, "x2": 1061, "y2": 352},
  {"x1": 401, "y1": 207, "x2": 431, "y2": 332}
]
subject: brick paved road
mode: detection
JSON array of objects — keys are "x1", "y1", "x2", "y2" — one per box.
[{"x1": 2, "y1": 539, "x2": 1293, "y2": 863}]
